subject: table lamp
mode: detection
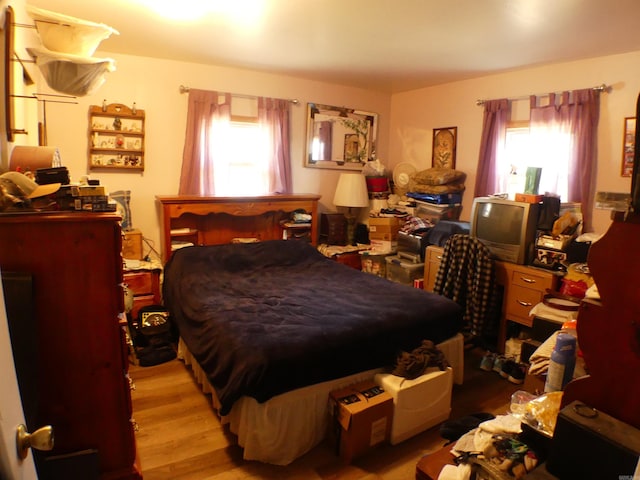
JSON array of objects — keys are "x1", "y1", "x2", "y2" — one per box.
[{"x1": 333, "y1": 173, "x2": 370, "y2": 245}]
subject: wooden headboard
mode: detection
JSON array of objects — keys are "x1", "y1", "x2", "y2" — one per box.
[{"x1": 156, "y1": 194, "x2": 321, "y2": 263}]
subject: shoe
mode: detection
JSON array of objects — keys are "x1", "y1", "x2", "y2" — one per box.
[
  {"x1": 479, "y1": 351, "x2": 496, "y2": 371},
  {"x1": 500, "y1": 359, "x2": 517, "y2": 379},
  {"x1": 492, "y1": 355, "x2": 507, "y2": 374},
  {"x1": 508, "y1": 363, "x2": 527, "y2": 385}
]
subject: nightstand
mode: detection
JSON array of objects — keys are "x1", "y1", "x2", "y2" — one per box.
[
  {"x1": 317, "y1": 244, "x2": 365, "y2": 270},
  {"x1": 123, "y1": 266, "x2": 162, "y2": 324},
  {"x1": 334, "y1": 251, "x2": 362, "y2": 270}
]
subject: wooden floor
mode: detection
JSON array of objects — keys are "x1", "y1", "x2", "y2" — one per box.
[{"x1": 130, "y1": 347, "x2": 521, "y2": 480}]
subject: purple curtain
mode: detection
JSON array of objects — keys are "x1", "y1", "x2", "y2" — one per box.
[
  {"x1": 530, "y1": 89, "x2": 600, "y2": 231},
  {"x1": 474, "y1": 99, "x2": 510, "y2": 197},
  {"x1": 258, "y1": 97, "x2": 293, "y2": 194},
  {"x1": 178, "y1": 90, "x2": 231, "y2": 195}
]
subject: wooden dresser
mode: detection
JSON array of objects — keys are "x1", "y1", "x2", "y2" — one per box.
[
  {"x1": 156, "y1": 194, "x2": 321, "y2": 262},
  {"x1": 424, "y1": 245, "x2": 559, "y2": 352},
  {"x1": 0, "y1": 212, "x2": 141, "y2": 479}
]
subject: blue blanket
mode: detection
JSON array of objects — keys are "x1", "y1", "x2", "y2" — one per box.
[{"x1": 163, "y1": 240, "x2": 462, "y2": 415}]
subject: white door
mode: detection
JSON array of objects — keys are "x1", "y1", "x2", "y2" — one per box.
[{"x1": 0, "y1": 272, "x2": 38, "y2": 479}]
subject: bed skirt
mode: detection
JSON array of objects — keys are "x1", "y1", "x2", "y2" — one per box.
[{"x1": 178, "y1": 332, "x2": 464, "y2": 465}]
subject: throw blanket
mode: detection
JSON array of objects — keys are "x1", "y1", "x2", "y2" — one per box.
[
  {"x1": 163, "y1": 240, "x2": 463, "y2": 415},
  {"x1": 433, "y1": 234, "x2": 501, "y2": 338}
]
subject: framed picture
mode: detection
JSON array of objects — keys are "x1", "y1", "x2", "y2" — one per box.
[
  {"x1": 622, "y1": 117, "x2": 635, "y2": 177},
  {"x1": 343, "y1": 133, "x2": 359, "y2": 162},
  {"x1": 432, "y1": 127, "x2": 457, "y2": 169}
]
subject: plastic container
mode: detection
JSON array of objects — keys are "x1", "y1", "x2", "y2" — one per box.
[
  {"x1": 385, "y1": 255, "x2": 424, "y2": 285},
  {"x1": 510, "y1": 390, "x2": 537, "y2": 417},
  {"x1": 27, "y1": 5, "x2": 119, "y2": 57},
  {"x1": 365, "y1": 176, "x2": 389, "y2": 192},
  {"x1": 544, "y1": 333, "x2": 576, "y2": 392},
  {"x1": 360, "y1": 251, "x2": 392, "y2": 277}
]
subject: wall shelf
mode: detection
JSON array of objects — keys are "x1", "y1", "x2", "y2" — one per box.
[{"x1": 88, "y1": 103, "x2": 145, "y2": 171}]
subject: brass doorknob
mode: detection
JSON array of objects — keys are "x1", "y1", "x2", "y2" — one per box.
[{"x1": 16, "y1": 424, "x2": 54, "y2": 460}]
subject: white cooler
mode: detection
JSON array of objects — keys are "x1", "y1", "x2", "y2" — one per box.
[{"x1": 374, "y1": 367, "x2": 453, "y2": 445}]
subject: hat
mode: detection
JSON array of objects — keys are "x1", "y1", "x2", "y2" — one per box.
[{"x1": 0, "y1": 171, "x2": 61, "y2": 199}]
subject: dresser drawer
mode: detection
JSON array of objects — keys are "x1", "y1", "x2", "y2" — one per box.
[
  {"x1": 505, "y1": 284, "x2": 545, "y2": 326},
  {"x1": 124, "y1": 271, "x2": 154, "y2": 295},
  {"x1": 426, "y1": 246, "x2": 444, "y2": 263},
  {"x1": 510, "y1": 268, "x2": 552, "y2": 291}
]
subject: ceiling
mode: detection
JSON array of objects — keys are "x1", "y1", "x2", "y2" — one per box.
[{"x1": 26, "y1": 0, "x2": 640, "y2": 93}]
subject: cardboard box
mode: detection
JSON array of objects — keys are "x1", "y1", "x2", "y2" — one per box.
[
  {"x1": 374, "y1": 367, "x2": 452, "y2": 445},
  {"x1": 329, "y1": 380, "x2": 393, "y2": 463},
  {"x1": 515, "y1": 193, "x2": 544, "y2": 203},
  {"x1": 368, "y1": 231, "x2": 398, "y2": 241},
  {"x1": 368, "y1": 239, "x2": 398, "y2": 253},
  {"x1": 368, "y1": 216, "x2": 403, "y2": 227},
  {"x1": 122, "y1": 229, "x2": 143, "y2": 260},
  {"x1": 536, "y1": 234, "x2": 573, "y2": 251},
  {"x1": 368, "y1": 217, "x2": 404, "y2": 242},
  {"x1": 368, "y1": 224, "x2": 400, "y2": 234}
]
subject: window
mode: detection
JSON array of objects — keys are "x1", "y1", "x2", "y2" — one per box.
[
  {"x1": 211, "y1": 118, "x2": 270, "y2": 196},
  {"x1": 501, "y1": 122, "x2": 570, "y2": 202}
]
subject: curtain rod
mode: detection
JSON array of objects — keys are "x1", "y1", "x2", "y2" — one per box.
[
  {"x1": 179, "y1": 85, "x2": 299, "y2": 105},
  {"x1": 475, "y1": 83, "x2": 610, "y2": 106}
]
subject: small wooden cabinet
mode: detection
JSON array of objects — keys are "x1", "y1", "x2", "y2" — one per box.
[
  {"x1": 423, "y1": 244, "x2": 559, "y2": 352},
  {"x1": 124, "y1": 268, "x2": 162, "y2": 324},
  {"x1": 333, "y1": 251, "x2": 362, "y2": 270},
  {"x1": 423, "y1": 245, "x2": 444, "y2": 292},
  {"x1": 498, "y1": 262, "x2": 559, "y2": 350},
  {"x1": 156, "y1": 194, "x2": 321, "y2": 262},
  {"x1": 88, "y1": 103, "x2": 145, "y2": 171}
]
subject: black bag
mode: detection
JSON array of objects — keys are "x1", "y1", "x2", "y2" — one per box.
[
  {"x1": 133, "y1": 305, "x2": 176, "y2": 367},
  {"x1": 439, "y1": 412, "x2": 495, "y2": 443}
]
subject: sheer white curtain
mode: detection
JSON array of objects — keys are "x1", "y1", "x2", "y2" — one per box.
[
  {"x1": 179, "y1": 90, "x2": 292, "y2": 196},
  {"x1": 258, "y1": 97, "x2": 292, "y2": 194},
  {"x1": 529, "y1": 89, "x2": 600, "y2": 231},
  {"x1": 179, "y1": 90, "x2": 231, "y2": 195}
]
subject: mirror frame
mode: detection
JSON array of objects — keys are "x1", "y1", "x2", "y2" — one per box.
[{"x1": 304, "y1": 102, "x2": 378, "y2": 170}]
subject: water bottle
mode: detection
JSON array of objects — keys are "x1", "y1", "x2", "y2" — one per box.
[{"x1": 544, "y1": 333, "x2": 576, "y2": 392}]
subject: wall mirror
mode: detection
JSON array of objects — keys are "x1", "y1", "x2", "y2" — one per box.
[{"x1": 305, "y1": 103, "x2": 378, "y2": 170}]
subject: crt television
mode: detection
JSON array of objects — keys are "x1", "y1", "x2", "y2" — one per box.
[{"x1": 470, "y1": 197, "x2": 540, "y2": 265}]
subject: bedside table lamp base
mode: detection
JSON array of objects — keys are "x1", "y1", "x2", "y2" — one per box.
[{"x1": 333, "y1": 173, "x2": 369, "y2": 246}]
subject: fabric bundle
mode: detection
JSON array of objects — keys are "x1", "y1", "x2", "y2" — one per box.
[{"x1": 407, "y1": 168, "x2": 466, "y2": 195}]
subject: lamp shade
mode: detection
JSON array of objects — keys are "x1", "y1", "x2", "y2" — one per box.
[{"x1": 333, "y1": 173, "x2": 369, "y2": 208}]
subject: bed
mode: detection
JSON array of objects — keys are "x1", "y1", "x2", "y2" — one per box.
[{"x1": 163, "y1": 239, "x2": 465, "y2": 464}]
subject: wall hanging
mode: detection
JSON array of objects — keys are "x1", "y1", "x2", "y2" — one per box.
[{"x1": 88, "y1": 103, "x2": 145, "y2": 171}]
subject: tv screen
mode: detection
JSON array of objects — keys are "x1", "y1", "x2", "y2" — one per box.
[
  {"x1": 470, "y1": 197, "x2": 540, "y2": 264},
  {"x1": 475, "y1": 202, "x2": 524, "y2": 245}
]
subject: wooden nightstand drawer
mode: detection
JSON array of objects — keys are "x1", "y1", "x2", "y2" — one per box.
[
  {"x1": 123, "y1": 269, "x2": 161, "y2": 323},
  {"x1": 426, "y1": 246, "x2": 444, "y2": 263},
  {"x1": 505, "y1": 284, "x2": 544, "y2": 326},
  {"x1": 510, "y1": 268, "x2": 551, "y2": 291},
  {"x1": 124, "y1": 271, "x2": 154, "y2": 295}
]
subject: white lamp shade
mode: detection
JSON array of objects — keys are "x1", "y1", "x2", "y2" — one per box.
[{"x1": 333, "y1": 173, "x2": 369, "y2": 208}]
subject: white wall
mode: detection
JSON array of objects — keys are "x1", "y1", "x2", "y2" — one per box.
[
  {"x1": 39, "y1": 52, "x2": 392, "y2": 257},
  {"x1": 388, "y1": 50, "x2": 640, "y2": 235},
  {"x1": 11, "y1": 3, "x2": 640, "y2": 247}
]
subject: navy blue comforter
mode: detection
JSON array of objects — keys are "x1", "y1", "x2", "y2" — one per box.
[{"x1": 163, "y1": 240, "x2": 462, "y2": 415}]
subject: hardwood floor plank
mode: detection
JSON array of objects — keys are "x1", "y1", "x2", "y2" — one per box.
[{"x1": 130, "y1": 347, "x2": 518, "y2": 479}]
